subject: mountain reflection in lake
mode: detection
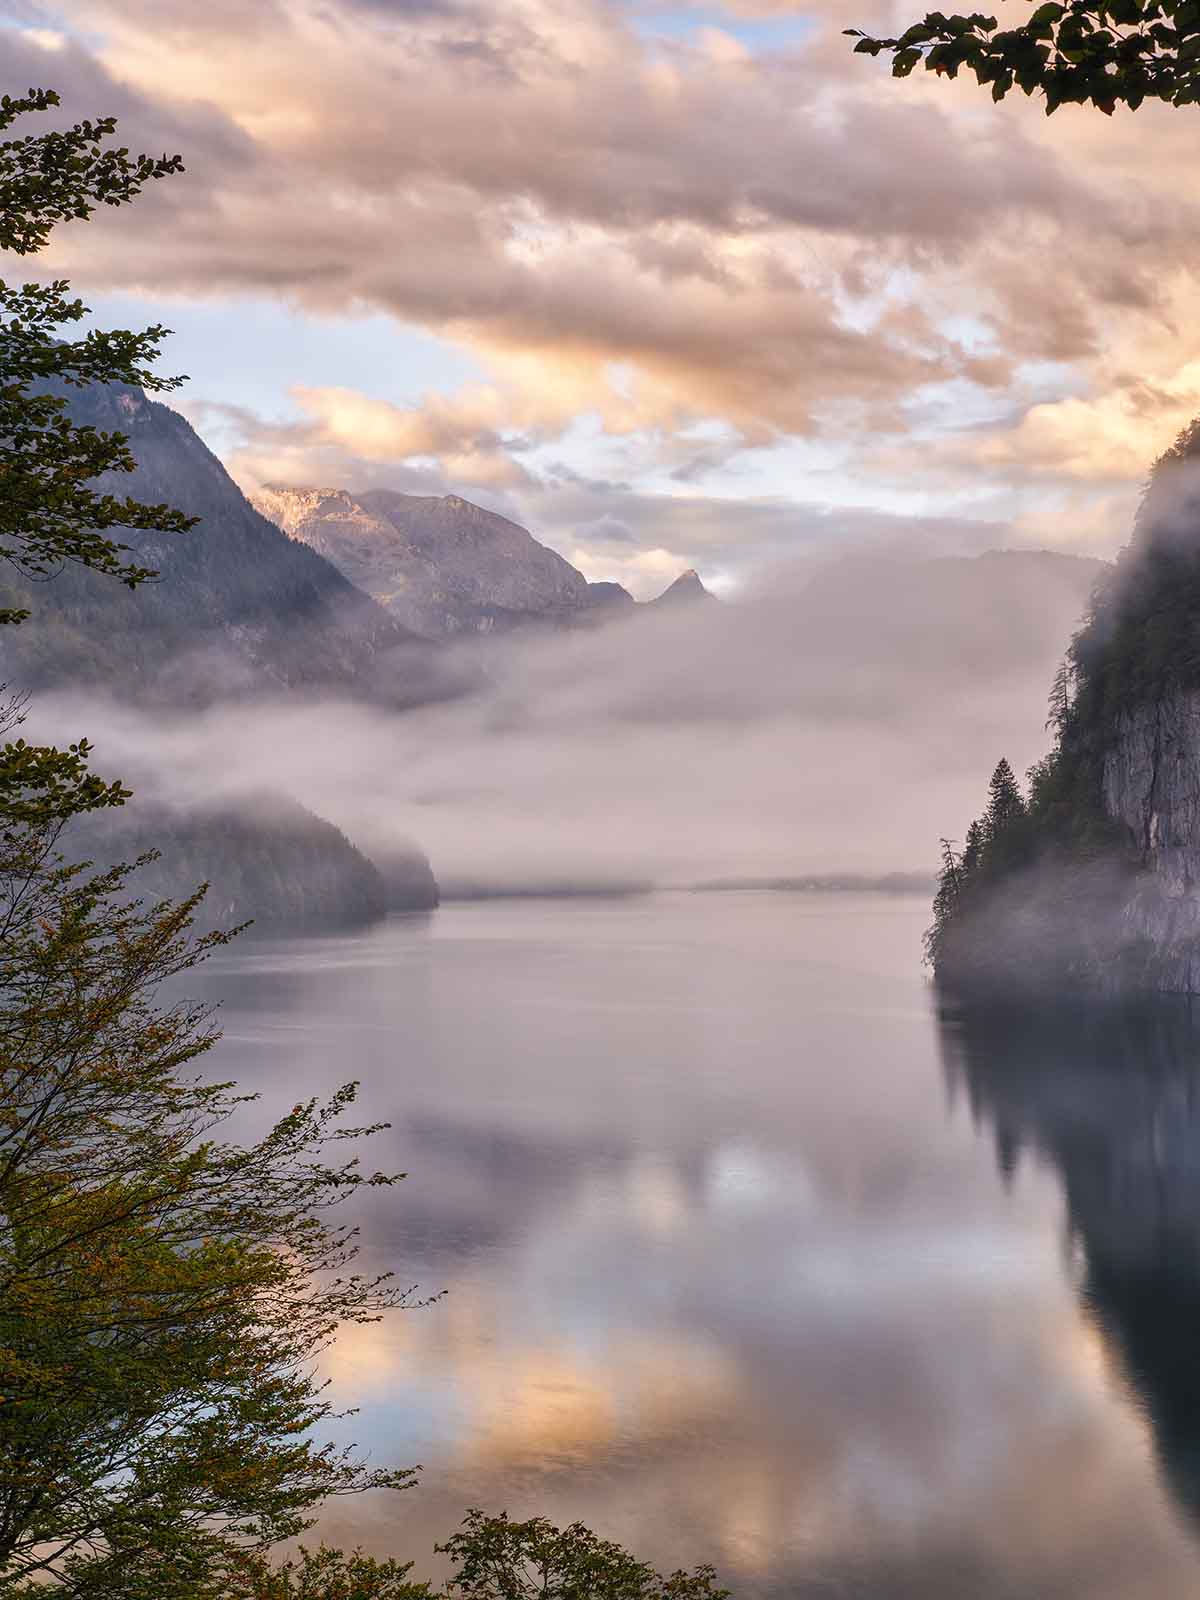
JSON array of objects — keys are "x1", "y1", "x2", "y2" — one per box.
[{"x1": 192, "y1": 894, "x2": 1200, "y2": 1597}]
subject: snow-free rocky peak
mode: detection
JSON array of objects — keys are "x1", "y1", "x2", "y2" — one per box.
[
  {"x1": 254, "y1": 486, "x2": 633, "y2": 637},
  {"x1": 649, "y1": 568, "x2": 714, "y2": 607}
]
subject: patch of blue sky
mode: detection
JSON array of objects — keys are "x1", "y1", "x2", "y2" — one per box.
[
  {"x1": 630, "y1": 4, "x2": 816, "y2": 53},
  {"x1": 519, "y1": 413, "x2": 636, "y2": 485},
  {"x1": 78, "y1": 292, "x2": 487, "y2": 420},
  {"x1": 523, "y1": 415, "x2": 879, "y2": 515},
  {"x1": 690, "y1": 438, "x2": 901, "y2": 510},
  {"x1": 830, "y1": 264, "x2": 923, "y2": 334},
  {"x1": 900, "y1": 375, "x2": 1016, "y2": 435},
  {"x1": 937, "y1": 312, "x2": 1002, "y2": 356},
  {"x1": 5, "y1": 9, "x2": 101, "y2": 49},
  {"x1": 1011, "y1": 358, "x2": 1091, "y2": 402}
]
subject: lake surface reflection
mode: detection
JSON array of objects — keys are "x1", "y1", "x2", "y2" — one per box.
[{"x1": 193, "y1": 892, "x2": 1200, "y2": 1596}]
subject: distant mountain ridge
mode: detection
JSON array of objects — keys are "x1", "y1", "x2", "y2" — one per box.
[
  {"x1": 69, "y1": 788, "x2": 439, "y2": 929},
  {"x1": 0, "y1": 384, "x2": 454, "y2": 707},
  {"x1": 254, "y1": 485, "x2": 723, "y2": 636},
  {"x1": 254, "y1": 485, "x2": 639, "y2": 638},
  {"x1": 649, "y1": 568, "x2": 714, "y2": 608}
]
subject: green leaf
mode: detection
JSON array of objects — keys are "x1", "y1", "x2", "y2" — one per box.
[{"x1": 1030, "y1": 1, "x2": 1066, "y2": 22}]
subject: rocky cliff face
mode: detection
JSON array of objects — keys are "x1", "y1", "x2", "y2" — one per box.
[
  {"x1": 255, "y1": 485, "x2": 632, "y2": 637},
  {"x1": 1103, "y1": 693, "x2": 1200, "y2": 992}
]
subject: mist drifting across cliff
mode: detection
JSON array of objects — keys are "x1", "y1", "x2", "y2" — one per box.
[{"x1": 26, "y1": 548, "x2": 1101, "y2": 896}]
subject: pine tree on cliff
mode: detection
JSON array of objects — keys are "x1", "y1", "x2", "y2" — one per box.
[
  {"x1": 985, "y1": 759, "x2": 1026, "y2": 840},
  {"x1": 961, "y1": 818, "x2": 986, "y2": 878},
  {"x1": 925, "y1": 837, "x2": 963, "y2": 969},
  {"x1": 1046, "y1": 659, "x2": 1075, "y2": 737}
]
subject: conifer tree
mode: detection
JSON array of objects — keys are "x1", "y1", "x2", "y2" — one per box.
[
  {"x1": 1046, "y1": 659, "x2": 1075, "y2": 736},
  {"x1": 985, "y1": 758, "x2": 1027, "y2": 840},
  {"x1": 961, "y1": 817, "x2": 987, "y2": 877},
  {"x1": 925, "y1": 837, "x2": 963, "y2": 968}
]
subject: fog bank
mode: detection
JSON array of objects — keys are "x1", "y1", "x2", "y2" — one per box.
[{"x1": 27, "y1": 551, "x2": 1101, "y2": 894}]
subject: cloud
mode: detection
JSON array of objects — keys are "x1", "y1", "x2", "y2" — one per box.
[
  {"x1": 10, "y1": 0, "x2": 1200, "y2": 569},
  {"x1": 17, "y1": 6, "x2": 1170, "y2": 425},
  {"x1": 575, "y1": 515, "x2": 637, "y2": 545}
]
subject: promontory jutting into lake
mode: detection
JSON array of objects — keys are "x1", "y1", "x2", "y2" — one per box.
[{"x1": 8, "y1": 8, "x2": 1200, "y2": 1598}]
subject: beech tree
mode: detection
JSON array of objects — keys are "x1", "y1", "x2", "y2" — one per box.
[
  {"x1": 0, "y1": 88, "x2": 195, "y2": 625},
  {"x1": 0, "y1": 89, "x2": 421, "y2": 1598},
  {"x1": 228, "y1": 1545, "x2": 431, "y2": 1600},
  {"x1": 847, "y1": 3, "x2": 1200, "y2": 115},
  {"x1": 229, "y1": 1513, "x2": 732, "y2": 1600},
  {"x1": 0, "y1": 84, "x2": 733, "y2": 1600},
  {"x1": 0, "y1": 787, "x2": 420, "y2": 1596},
  {"x1": 434, "y1": 1512, "x2": 730, "y2": 1600}
]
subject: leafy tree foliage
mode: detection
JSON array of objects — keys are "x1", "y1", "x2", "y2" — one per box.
[
  {"x1": 230, "y1": 1513, "x2": 731, "y2": 1600},
  {"x1": 434, "y1": 1512, "x2": 729, "y2": 1600},
  {"x1": 847, "y1": 3, "x2": 1200, "y2": 115},
  {"x1": 0, "y1": 84, "x2": 438, "y2": 1599},
  {"x1": 228, "y1": 1544, "x2": 431, "y2": 1600},
  {"x1": 1, "y1": 88, "x2": 195, "y2": 625},
  {"x1": 0, "y1": 780, "x2": 421, "y2": 1596},
  {"x1": 0, "y1": 84, "x2": 728, "y2": 1600}
]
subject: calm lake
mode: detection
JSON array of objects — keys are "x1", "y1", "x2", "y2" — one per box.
[{"x1": 192, "y1": 891, "x2": 1200, "y2": 1597}]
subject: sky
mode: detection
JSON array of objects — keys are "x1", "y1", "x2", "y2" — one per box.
[{"x1": 8, "y1": 0, "x2": 1200, "y2": 594}]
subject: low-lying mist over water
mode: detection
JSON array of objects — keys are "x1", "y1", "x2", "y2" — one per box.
[{"x1": 35, "y1": 547, "x2": 1101, "y2": 896}]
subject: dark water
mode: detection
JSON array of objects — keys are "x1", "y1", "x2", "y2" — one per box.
[{"x1": 193, "y1": 892, "x2": 1200, "y2": 1597}]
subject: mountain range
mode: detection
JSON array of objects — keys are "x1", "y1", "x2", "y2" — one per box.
[
  {"x1": 1, "y1": 377, "x2": 1114, "y2": 926},
  {"x1": 0, "y1": 384, "x2": 455, "y2": 708},
  {"x1": 253, "y1": 485, "x2": 641, "y2": 637},
  {"x1": 252, "y1": 489, "x2": 724, "y2": 639}
]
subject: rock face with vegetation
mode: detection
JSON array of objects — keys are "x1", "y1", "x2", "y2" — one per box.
[
  {"x1": 0, "y1": 384, "x2": 451, "y2": 707},
  {"x1": 931, "y1": 421, "x2": 1200, "y2": 996},
  {"x1": 255, "y1": 485, "x2": 635, "y2": 637},
  {"x1": 1101, "y1": 695, "x2": 1200, "y2": 992}
]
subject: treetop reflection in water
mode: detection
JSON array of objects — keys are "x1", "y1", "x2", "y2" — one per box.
[
  {"x1": 941, "y1": 994, "x2": 1200, "y2": 1545},
  {"x1": 193, "y1": 898, "x2": 1200, "y2": 1597}
]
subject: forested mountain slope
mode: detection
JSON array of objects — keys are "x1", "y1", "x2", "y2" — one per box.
[
  {"x1": 929, "y1": 422, "x2": 1200, "y2": 995},
  {"x1": 68, "y1": 788, "x2": 439, "y2": 929}
]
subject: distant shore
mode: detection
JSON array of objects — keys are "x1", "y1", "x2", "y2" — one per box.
[{"x1": 437, "y1": 872, "x2": 933, "y2": 903}]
